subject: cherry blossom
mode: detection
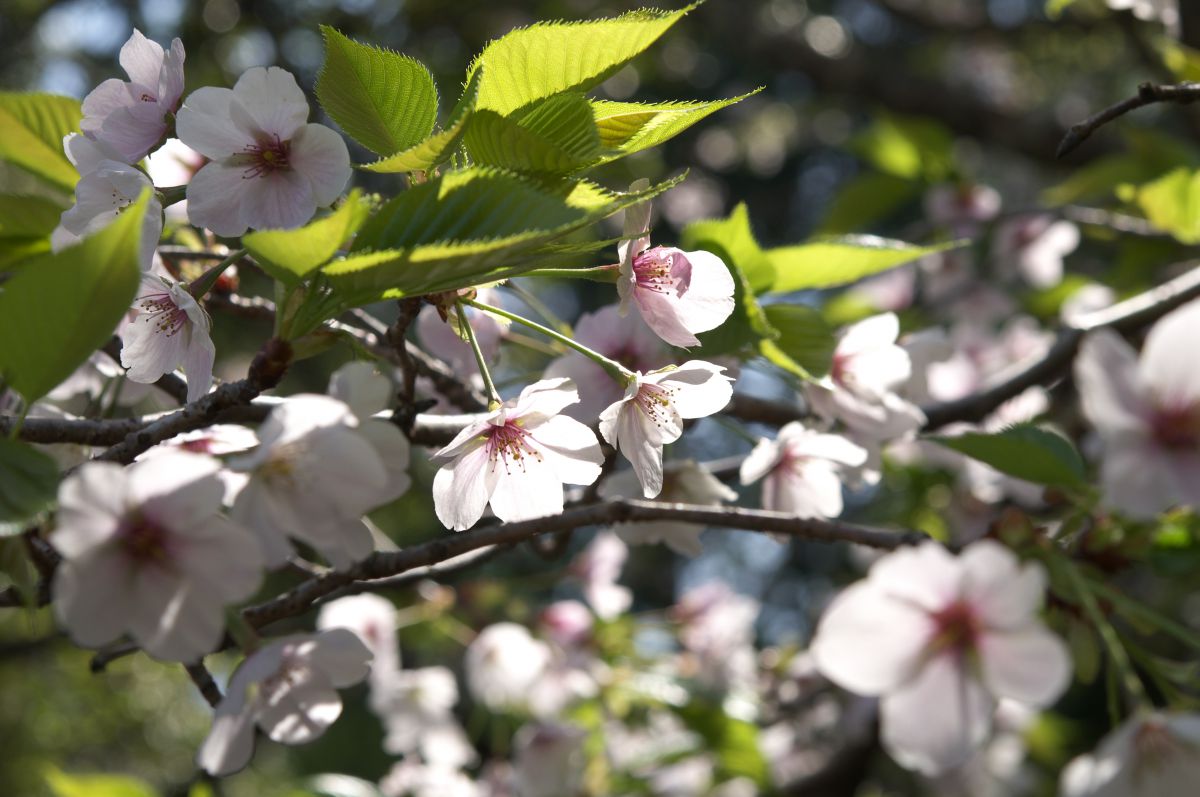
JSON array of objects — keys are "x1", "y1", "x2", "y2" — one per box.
[
  {"x1": 431, "y1": 378, "x2": 603, "y2": 530},
  {"x1": 230, "y1": 395, "x2": 393, "y2": 568},
  {"x1": 317, "y1": 593, "x2": 400, "y2": 681},
  {"x1": 415, "y1": 288, "x2": 508, "y2": 377},
  {"x1": 810, "y1": 540, "x2": 1071, "y2": 775},
  {"x1": 514, "y1": 723, "x2": 587, "y2": 797},
  {"x1": 327, "y1": 361, "x2": 412, "y2": 501},
  {"x1": 375, "y1": 667, "x2": 477, "y2": 767},
  {"x1": 51, "y1": 451, "x2": 263, "y2": 662},
  {"x1": 53, "y1": 134, "x2": 164, "y2": 271},
  {"x1": 673, "y1": 581, "x2": 761, "y2": 694},
  {"x1": 599, "y1": 460, "x2": 736, "y2": 556},
  {"x1": 924, "y1": 182, "x2": 1001, "y2": 235},
  {"x1": 197, "y1": 628, "x2": 372, "y2": 776},
  {"x1": 570, "y1": 531, "x2": 633, "y2": 620},
  {"x1": 599, "y1": 361, "x2": 733, "y2": 498},
  {"x1": 807, "y1": 313, "x2": 924, "y2": 440},
  {"x1": 740, "y1": 423, "x2": 867, "y2": 518},
  {"x1": 1060, "y1": 712, "x2": 1200, "y2": 797},
  {"x1": 120, "y1": 273, "x2": 215, "y2": 403},
  {"x1": 544, "y1": 304, "x2": 671, "y2": 420},
  {"x1": 993, "y1": 215, "x2": 1080, "y2": 289},
  {"x1": 176, "y1": 66, "x2": 351, "y2": 235},
  {"x1": 464, "y1": 623, "x2": 552, "y2": 713},
  {"x1": 146, "y1": 137, "x2": 205, "y2": 221},
  {"x1": 381, "y1": 761, "x2": 482, "y2": 797},
  {"x1": 79, "y1": 29, "x2": 185, "y2": 163},
  {"x1": 1075, "y1": 300, "x2": 1200, "y2": 518},
  {"x1": 617, "y1": 198, "x2": 735, "y2": 347}
]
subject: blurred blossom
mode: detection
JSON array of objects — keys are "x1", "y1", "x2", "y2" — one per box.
[
  {"x1": 539, "y1": 600, "x2": 594, "y2": 649},
  {"x1": 992, "y1": 215, "x2": 1080, "y2": 289},
  {"x1": 416, "y1": 288, "x2": 509, "y2": 376},
  {"x1": 740, "y1": 422, "x2": 867, "y2": 519},
  {"x1": 1075, "y1": 300, "x2": 1200, "y2": 518},
  {"x1": 571, "y1": 530, "x2": 633, "y2": 619},
  {"x1": 146, "y1": 138, "x2": 205, "y2": 222},
  {"x1": 1061, "y1": 283, "x2": 1117, "y2": 325},
  {"x1": 514, "y1": 723, "x2": 587, "y2": 797},
  {"x1": 375, "y1": 667, "x2": 477, "y2": 767},
  {"x1": 317, "y1": 594, "x2": 400, "y2": 679},
  {"x1": 465, "y1": 623, "x2": 552, "y2": 713},
  {"x1": 1106, "y1": 0, "x2": 1179, "y2": 26},
  {"x1": 1060, "y1": 712, "x2": 1200, "y2": 796},
  {"x1": 811, "y1": 540, "x2": 1070, "y2": 775},
  {"x1": 924, "y1": 183, "x2": 1001, "y2": 236},
  {"x1": 381, "y1": 760, "x2": 482, "y2": 797}
]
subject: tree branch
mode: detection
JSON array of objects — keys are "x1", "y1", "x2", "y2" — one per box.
[
  {"x1": 184, "y1": 661, "x2": 223, "y2": 708},
  {"x1": 1057, "y1": 82, "x2": 1200, "y2": 159}
]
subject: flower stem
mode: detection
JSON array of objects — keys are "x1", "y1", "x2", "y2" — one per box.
[
  {"x1": 187, "y1": 248, "x2": 246, "y2": 300},
  {"x1": 465, "y1": 298, "x2": 635, "y2": 385},
  {"x1": 519, "y1": 265, "x2": 621, "y2": 283},
  {"x1": 507, "y1": 282, "x2": 573, "y2": 336},
  {"x1": 157, "y1": 185, "x2": 187, "y2": 207},
  {"x1": 457, "y1": 300, "x2": 502, "y2": 411},
  {"x1": 227, "y1": 609, "x2": 261, "y2": 653}
]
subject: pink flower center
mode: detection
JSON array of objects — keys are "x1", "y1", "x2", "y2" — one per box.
[
  {"x1": 632, "y1": 247, "x2": 691, "y2": 297},
  {"x1": 119, "y1": 512, "x2": 172, "y2": 564},
  {"x1": 239, "y1": 134, "x2": 291, "y2": 179},
  {"x1": 633, "y1": 381, "x2": 676, "y2": 427},
  {"x1": 1133, "y1": 717, "x2": 1184, "y2": 776},
  {"x1": 928, "y1": 599, "x2": 981, "y2": 655},
  {"x1": 485, "y1": 421, "x2": 542, "y2": 474},
  {"x1": 137, "y1": 291, "x2": 188, "y2": 337},
  {"x1": 1149, "y1": 401, "x2": 1200, "y2": 449}
]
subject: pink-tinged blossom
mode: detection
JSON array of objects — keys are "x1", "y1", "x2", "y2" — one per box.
[
  {"x1": 810, "y1": 540, "x2": 1071, "y2": 775},
  {"x1": 80, "y1": 29, "x2": 185, "y2": 163},
  {"x1": 617, "y1": 199, "x2": 735, "y2": 347},
  {"x1": 146, "y1": 137, "x2": 205, "y2": 222},
  {"x1": 121, "y1": 273, "x2": 215, "y2": 403},
  {"x1": 1060, "y1": 712, "x2": 1200, "y2": 797},
  {"x1": 599, "y1": 361, "x2": 734, "y2": 498},
  {"x1": 539, "y1": 600, "x2": 594, "y2": 648},
  {"x1": 415, "y1": 288, "x2": 508, "y2": 376},
  {"x1": 544, "y1": 304, "x2": 671, "y2": 420},
  {"x1": 807, "y1": 313, "x2": 924, "y2": 440},
  {"x1": 197, "y1": 628, "x2": 372, "y2": 776},
  {"x1": 599, "y1": 460, "x2": 736, "y2": 556},
  {"x1": 53, "y1": 134, "x2": 164, "y2": 271},
  {"x1": 374, "y1": 666, "x2": 477, "y2": 768},
  {"x1": 1075, "y1": 300, "x2": 1200, "y2": 518},
  {"x1": 740, "y1": 423, "x2": 868, "y2": 518},
  {"x1": 465, "y1": 623, "x2": 552, "y2": 713},
  {"x1": 924, "y1": 183, "x2": 1001, "y2": 236},
  {"x1": 514, "y1": 723, "x2": 587, "y2": 797},
  {"x1": 230, "y1": 395, "x2": 392, "y2": 568},
  {"x1": 432, "y1": 378, "x2": 603, "y2": 531},
  {"x1": 327, "y1": 361, "x2": 412, "y2": 501},
  {"x1": 381, "y1": 761, "x2": 483, "y2": 797},
  {"x1": 570, "y1": 531, "x2": 633, "y2": 619},
  {"x1": 993, "y1": 215, "x2": 1080, "y2": 289},
  {"x1": 51, "y1": 452, "x2": 263, "y2": 662},
  {"x1": 176, "y1": 66, "x2": 351, "y2": 235},
  {"x1": 673, "y1": 581, "x2": 760, "y2": 694},
  {"x1": 317, "y1": 593, "x2": 400, "y2": 682}
]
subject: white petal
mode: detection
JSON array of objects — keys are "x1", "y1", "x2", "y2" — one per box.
[
  {"x1": 1076, "y1": 330, "x2": 1151, "y2": 437},
  {"x1": 198, "y1": 704, "x2": 259, "y2": 776},
  {"x1": 239, "y1": 168, "x2": 316, "y2": 231},
  {"x1": 1140, "y1": 298, "x2": 1200, "y2": 408},
  {"x1": 329, "y1": 361, "x2": 392, "y2": 418},
  {"x1": 231, "y1": 66, "x2": 309, "y2": 139},
  {"x1": 486, "y1": 455, "x2": 564, "y2": 523},
  {"x1": 739, "y1": 437, "x2": 782, "y2": 486},
  {"x1": 176, "y1": 87, "x2": 251, "y2": 159},
  {"x1": 675, "y1": 248, "x2": 736, "y2": 335},
  {"x1": 530, "y1": 415, "x2": 603, "y2": 486},
  {"x1": 959, "y1": 541, "x2": 1045, "y2": 629},
  {"x1": 308, "y1": 627, "x2": 374, "y2": 687},
  {"x1": 289, "y1": 124, "x2": 351, "y2": 207},
  {"x1": 433, "y1": 447, "x2": 491, "y2": 531},
  {"x1": 118, "y1": 29, "x2": 165, "y2": 88},
  {"x1": 54, "y1": 463, "x2": 127, "y2": 557},
  {"x1": 978, "y1": 626, "x2": 1072, "y2": 707},
  {"x1": 654, "y1": 360, "x2": 733, "y2": 418},
  {"x1": 52, "y1": 549, "x2": 134, "y2": 648},
  {"x1": 636, "y1": 289, "x2": 701, "y2": 348},
  {"x1": 185, "y1": 162, "x2": 250, "y2": 236}
]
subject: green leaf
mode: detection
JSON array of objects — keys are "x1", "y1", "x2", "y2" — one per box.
[
  {"x1": 361, "y1": 69, "x2": 481, "y2": 174},
  {"x1": 0, "y1": 439, "x2": 59, "y2": 537},
  {"x1": 243, "y1": 191, "x2": 372, "y2": 283},
  {"x1": 851, "y1": 112, "x2": 954, "y2": 182},
  {"x1": 1135, "y1": 167, "x2": 1200, "y2": 244},
  {"x1": 1045, "y1": 0, "x2": 1080, "y2": 18},
  {"x1": 467, "y1": 4, "x2": 695, "y2": 115},
  {"x1": 677, "y1": 700, "x2": 771, "y2": 789},
  {"x1": 324, "y1": 169, "x2": 675, "y2": 302},
  {"x1": 1042, "y1": 129, "x2": 1200, "y2": 206},
  {"x1": 0, "y1": 93, "x2": 81, "y2": 191},
  {"x1": 759, "y1": 303, "x2": 835, "y2": 379},
  {"x1": 464, "y1": 92, "x2": 601, "y2": 173},
  {"x1": 0, "y1": 192, "x2": 147, "y2": 403},
  {"x1": 316, "y1": 26, "x2": 438, "y2": 155},
  {"x1": 927, "y1": 424, "x2": 1086, "y2": 488},
  {"x1": 680, "y1": 203, "x2": 775, "y2": 293},
  {"x1": 590, "y1": 91, "x2": 758, "y2": 164},
  {"x1": 45, "y1": 768, "x2": 158, "y2": 797},
  {"x1": 818, "y1": 171, "x2": 919, "y2": 235},
  {"x1": 767, "y1": 235, "x2": 962, "y2": 294},
  {"x1": 0, "y1": 194, "x2": 64, "y2": 239}
]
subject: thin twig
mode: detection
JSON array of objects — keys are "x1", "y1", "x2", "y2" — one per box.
[
  {"x1": 184, "y1": 661, "x2": 224, "y2": 708},
  {"x1": 1057, "y1": 81, "x2": 1200, "y2": 158}
]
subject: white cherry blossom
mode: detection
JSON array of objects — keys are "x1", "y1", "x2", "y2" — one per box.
[
  {"x1": 80, "y1": 29, "x2": 185, "y2": 163},
  {"x1": 514, "y1": 723, "x2": 587, "y2": 797},
  {"x1": 599, "y1": 361, "x2": 733, "y2": 498},
  {"x1": 599, "y1": 459, "x2": 736, "y2": 556},
  {"x1": 1075, "y1": 300, "x2": 1200, "y2": 518},
  {"x1": 1061, "y1": 712, "x2": 1200, "y2": 797},
  {"x1": 570, "y1": 530, "x2": 633, "y2": 620},
  {"x1": 317, "y1": 593, "x2": 400, "y2": 681},
  {"x1": 197, "y1": 628, "x2": 372, "y2": 776},
  {"x1": 465, "y1": 623, "x2": 552, "y2": 713},
  {"x1": 993, "y1": 215, "x2": 1080, "y2": 289},
  {"x1": 617, "y1": 197, "x2": 735, "y2": 347},
  {"x1": 53, "y1": 134, "x2": 164, "y2": 271},
  {"x1": 381, "y1": 761, "x2": 482, "y2": 797},
  {"x1": 375, "y1": 666, "x2": 477, "y2": 768},
  {"x1": 431, "y1": 378, "x2": 603, "y2": 531},
  {"x1": 51, "y1": 452, "x2": 262, "y2": 662},
  {"x1": 327, "y1": 361, "x2": 412, "y2": 501},
  {"x1": 810, "y1": 540, "x2": 1071, "y2": 775},
  {"x1": 740, "y1": 423, "x2": 867, "y2": 518},
  {"x1": 176, "y1": 66, "x2": 351, "y2": 235},
  {"x1": 121, "y1": 273, "x2": 215, "y2": 403}
]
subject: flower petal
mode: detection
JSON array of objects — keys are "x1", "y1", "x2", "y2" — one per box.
[
  {"x1": 978, "y1": 626, "x2": 1071, "y2": 707},
  {"x1": 289, "y1": 123, "x2": 351, "y2": 207}
]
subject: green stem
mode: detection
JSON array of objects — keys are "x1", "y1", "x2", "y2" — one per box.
[
  {"x1": 1055, "y1": 553, "x2": 1149, "y2": 710},
  {"x1": 157, "y1": 185, "x2": 188, "y2": 207},
  {"x1": 465, "y1": 298, "x2": 634, "y2": 385},
  {"x1": 227, "y1": 610, "x2": 261, "y2": 653},
  {"x1": 507, "y1": 282, "x2": 573, "y2": 335},
  {"x1": 520, "y1": 265, "x2": 621, "y2": 283},
  {"x1": 187, "y1": 248, "x2": 246, "y2": 300},
  {"x1": 1087, "y1": 576, "x2": 1200, "y2": 653},
  {"x1": 457, "y1": 300, "x2": 502, "y2": 410}
]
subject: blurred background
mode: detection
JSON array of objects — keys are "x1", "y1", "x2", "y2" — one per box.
[{"x1": 1, "y1": 1, "x2": 1196, "y2": 795}]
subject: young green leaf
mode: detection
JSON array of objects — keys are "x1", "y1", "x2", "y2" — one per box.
[
  {"x1": 243, "y1": 191, "x2": 372, "y2": 284},
  {"x1": 0, "y1": 93, "x2": 81, "y2": 191},
  {"x1": 589, "y1": 91, "x2": 758, "y2": 164},
  {"x1": 927, "y1": 424, "x2": 1087, "y2": 488},
  {"x1": 1135, "y1": 167, "x2": 1200, "y2": 244},
  {"x1": 464, "y1": 92, "x2": 601, "y2": 173},
  {"x1": 0, "y1": 194, "x2": 63, "y2": 239},
  {"x1": 0, "y1": 192, "x2": 147, "y2": 403},
  {"x1": 851, "y1": 112, "x2": 954, "y2": 182},
  {"x1": 45, "y1": 767, "x2": 158, "y2": 797},
  {"x1": 0, "y1": 439, "x2": 59, "y2": 537},
  {"x1": 681, "y1": 203, "x2": 775, "y2": 293},
  {"x1": 316, "y1": 26, "x2": 438, "y2": 155},
  {"x1": 759, "y1": 303, "x2": 836, "y2": 379},
  {"x1": 360, "y1": 68, "x2": 481, "y2": 174},
  {"x1": 767, "y1": 235, "x2": 962, "y2": 294},
  {"x1": 467, "y1": 4, "x2": 695, "y2": 115}
]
